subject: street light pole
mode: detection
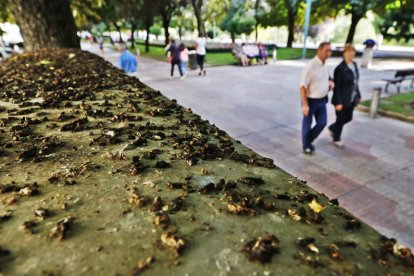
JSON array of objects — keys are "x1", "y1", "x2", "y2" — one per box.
[{"x1": 302, "y1": 0, "x2": 312, "y2": 59}]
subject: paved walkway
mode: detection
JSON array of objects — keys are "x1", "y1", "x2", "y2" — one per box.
[{"x1": 83, "y1": 43, "x2": 414, "y2": 249}]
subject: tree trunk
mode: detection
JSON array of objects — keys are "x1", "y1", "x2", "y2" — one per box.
[
  {"x1": 130, "y1": 22, "x2": 136, "y2": 49},
  {"x1": 255, "y1": 24, "x2": 259, "y2": 42},
  {"x1": 254, "y1": 0, "x2": 260, "y2": 42},
  {"x1": 112, "y1": 22, "x2": 123, "y2": 43},
  {"x1": 231, "y1": 32, "x2": 235, "y2": 43},
  {"x1": 10, "y1": 0, "x2": 79, "y2": 51},
  {"x1": 178, "y1": 25, "x2": 183, "y2": 40},
  {"x1": 191, "y1": 0, "x2": 204, "y2": 37},
  {"x1": 162, "y1": 18, "x2": 170, "y2": 46},
  {"x1": 145, "y1": 25, "x2": 150, "y2": 53},
  {"x1": 286, "y1": 7, "x2": 295, "y2": 48},
  {"x1": 345, "y1": 12, "x2": 363, "y2": 44}
]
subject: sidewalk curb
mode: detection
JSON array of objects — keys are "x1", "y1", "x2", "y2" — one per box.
[{"x1": 356, "y1": 105, "x2": 414, "y2": 124}]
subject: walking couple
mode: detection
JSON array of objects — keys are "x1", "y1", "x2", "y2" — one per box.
[{"x1": 300, "y1": 42, "x2": 361, "y2": 155}]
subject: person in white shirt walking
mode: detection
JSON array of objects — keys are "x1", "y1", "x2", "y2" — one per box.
[
  {"x1": 195, "y1": 35, "x2": 207, "y2": 76},
  {"x1": 300, "y1": 42, "x2": 334, "y2": 155}
]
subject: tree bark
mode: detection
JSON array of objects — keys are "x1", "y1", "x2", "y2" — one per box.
[
  {"x1": 231, "y1": 32, "x2": 235, "y2": 43},
  {"x1": 111, "y1": 21, "x2": 123, "y2": 43},
  {"x1": 254, "y1": 0, "x2": 260, "y2": 42},
  {"x1": 162, "y1": 19, "x2": 170, "y2": 46},
  {"x1": 255, "y1": 24, "x2": 259, "y2": 42},
  {"x1": 158, "y1": 0, "x2": 175, "y2": 46},
  {"x1": 191, "y1": 0, "x2": 205, "y2": 37},
  {"x1": 178, "y1": 25, "x2": 183, "y2": 40},
  {"x1": 145, "y1": 24, "x2": 150, "y2": 53},
  {"x1": 285, "y1": 0, "x2": 296, "y2": 48},
  {"x1": 345, "y1": 12, "x2": 363, "y2": 44},
  {"x1": 10, "y1": 0, "x2": 79, "y2": 51},
  {"x1": 130, "y1": 22, "x2": 136, "y2": 49}
]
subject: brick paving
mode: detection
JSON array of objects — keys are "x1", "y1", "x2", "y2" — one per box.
[{"x1": 83, "y1": 43, "x2": 414, "y2": 249}]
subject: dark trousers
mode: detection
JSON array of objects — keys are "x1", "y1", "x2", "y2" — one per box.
[
  {"x1": 196, "y1": 54, "x2": 205, "y2": 71},
  {"x1": 171, "y1": 60, "x2": 183, "y2": 77},
  {"x1": 302, "y1": 98, "x2": 327, "y2": 150},
  {"x1": 328, "y1": 106, "x2": 354, "y2": 142}
]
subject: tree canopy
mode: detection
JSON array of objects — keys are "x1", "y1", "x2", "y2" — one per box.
[
  {"x1": 377, "y1": 0, "x2": 414, "y2": 42},
  {"x1": 1, "y1": 0, "x2": 414, "y2": 52}
]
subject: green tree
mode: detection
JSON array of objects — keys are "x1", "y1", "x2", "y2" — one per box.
[
  {"x1": 259, "y1": 0, "x2": 303, "y2": 47},
  {"x1": 377, "y1": 0, "x2": 414, "y2": 42},
  {"x1": 331, "y1": 0, "x2": 391, "y2": 44},
  {"x1": 170, "y1": 6, "x2": 196, "y2": 40},
  {"x1": 71, "y1": 0, "x2": 104, "y2": 30},
  {"x1": 221, "y1": 0, "x2": 256, "y2": 42},
  {"x1": 190, "y1": 0, "x2": 206, "y2": 36},
  {"x1": 0, "y1": 0, "x2": 14, "y2": 22},
  {"x1": 157, "y1": 0, "x2": 185, "y2": 45},
  {"x1": 250, "y1": 0, "x2": 268, "y2": 41},
  {"x1": 206, "y1": 0, "x2": 231, "y2": 28},
  {"x1": 9, "y1": 0, "x2": 80, "y2": 51},
  {"x1": 141, "y1": 0, "x2": 157, "y2": 52},
  {"x1": 283, "y1": 0, "x2": 303, "y2": 47},
  {"x1": 115, "y1": 0, "x2": 144, "y2": 49},
  {"x1": 150, "y1": 24, "x2": 162, "y2": 40}
]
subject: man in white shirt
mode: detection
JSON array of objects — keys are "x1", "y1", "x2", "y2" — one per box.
[
  {"x1": 300, "y1": 42, "x2": 334, "y2": 155},
  {"x1": 195, "y1": 35, "x2": 207, "y2": 76}
]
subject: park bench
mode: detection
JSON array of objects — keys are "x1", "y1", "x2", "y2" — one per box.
[{"x1": 382, "y1": 69, "x2": 414, "y2": 93}]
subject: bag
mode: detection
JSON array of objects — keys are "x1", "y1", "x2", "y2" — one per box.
[{"x1": 168, "y1": 56, "x2": 172, "y2": 64}]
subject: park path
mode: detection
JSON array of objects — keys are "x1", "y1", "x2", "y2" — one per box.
[{"x1": 83, "y1": 42, "x2": 414, "y2": 249}]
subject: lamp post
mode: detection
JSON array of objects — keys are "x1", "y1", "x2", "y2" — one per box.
[{"x1": 302, "y1": 0, "x2": 312, "y2": 59}]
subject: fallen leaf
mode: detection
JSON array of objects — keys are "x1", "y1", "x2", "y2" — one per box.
[
  {"x1": 308, "y1": 198, "x2": 325, "y2": 214},
  {"x1": 288, "y1": 209, "x2": 301, "y2": 221},
  {"x1": 307, "y1": 243, "x2": 319, "y2": 254}
]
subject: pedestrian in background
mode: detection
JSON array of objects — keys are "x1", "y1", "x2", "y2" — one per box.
[
  {"x1": 179, "y1": 43, "x2": 189, "y2": 75},
  {"x1": 97, "y1": 35, "x2": 104, "y2": 56},
  {"x1": 300, "y1": 42, "x2": 334, "y2": 155},
  {"x1": 328, "y1": 44, "x2": 361, "y2": 148},
  {"x1": 166, "y1": 39, "x2": 184, "y2": 79},
  {"x1": 258, "y1": 42, "x2": 268, "y2": 65},
  {"x1": 195, "y1": 34, "x2": 206, "y2": 76},
  {"x1": 118, "y1": 42, "x2": 137, "y2": 74}
]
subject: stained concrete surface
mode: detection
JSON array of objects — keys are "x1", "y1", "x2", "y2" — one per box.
[{"x1": 85, "y1": 43, "x2": 414, "y2": 249}]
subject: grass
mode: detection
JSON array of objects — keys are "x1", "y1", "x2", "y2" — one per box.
[
  {"x1": 276, "y1": 48, "x2": 316, "y2": 60},
  {"x1": 361, "y1": 91, "x2": 414, "y2": 117},
  {"x1": 128, "y1": 43, "x2": 317, "y2": 66},
  {"x1": 205, "y1": 53, "x2": 238, "y2": 66},
  {"x1": 136, "y1": 44, "x2": 167, "y2": 62}
]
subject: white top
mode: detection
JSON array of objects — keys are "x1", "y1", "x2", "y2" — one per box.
[
  {"x1": 196, "y1": 37, "x2": 206, "y2": 55},
  {"x1": 300, "y1": 56, "x2": 330, "y2": 99}
]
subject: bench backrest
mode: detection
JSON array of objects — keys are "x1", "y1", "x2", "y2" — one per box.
[{"x1": 395, "y1": 69, "x2": 414, "y2": 78}]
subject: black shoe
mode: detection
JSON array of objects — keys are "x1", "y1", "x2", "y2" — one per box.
[
  {"x1": 203, "y1": 70, "x2": 206, "y2": 76},
  {"x1": 309, "y1": 144, "x2": 315, "y2": 152},
  {"x1": 198, "y1": 71, "x2": 202, "y2": 76},
  {"x1": 303, "y1": 148, "x2": 313, "y2": 155}
]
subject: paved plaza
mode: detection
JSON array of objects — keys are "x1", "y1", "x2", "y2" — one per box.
[{"x1": 83, "y1": 43, "x2": 414, "y2": 249}]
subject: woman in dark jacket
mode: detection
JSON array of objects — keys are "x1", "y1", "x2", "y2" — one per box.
[
  {"x1": 328, "y1": 44, "x2": 361, "y2": 148},
  {"x1": 166, "y1": 39, "x2": 184, "y2": 79}
]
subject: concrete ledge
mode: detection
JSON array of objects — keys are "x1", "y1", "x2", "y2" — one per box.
[
  {"x1": 0, "y1": 49, "x2": 413, "y2": 275},
  {"x1": 356, "y1": 104, "x2": 414, "y2": 124}
]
